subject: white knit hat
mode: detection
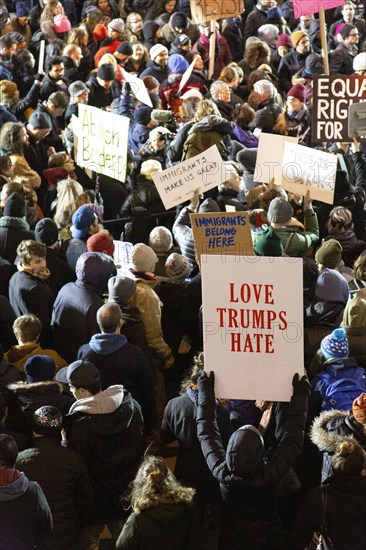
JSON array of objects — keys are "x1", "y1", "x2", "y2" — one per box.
[
  {"x1": 165, "y1": 253, "x2": 191, "y2": 280},
  {"x1": 140, "y1": 159, "x2": 161, "y2": 180},
  {"x1": 150, "y1": 44, "x2": 168, "y2": 60},
  {"x1": 149, "y1": 226, "x2": 173, "y2": 253},
  {"x1": 131, "y1": 243, "x2": 158, "y2": 273},
  {"x1": 353, "y1": 52, "x2": 366, "y2": 71}
]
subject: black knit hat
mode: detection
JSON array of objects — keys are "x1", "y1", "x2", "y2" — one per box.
[
  {"x1": 339, "y1": 23, "x2": 356, "y2": 39},
  {"x1": 3, "y1": 192, "x2": 26, "y2": 217},
  {"x1": 97, "y1": 63, "x2": 115, "y2": 80},
  {"x1": 143, "y1": 20, "x2": 160, "y2": 42},
  {"x1": 31, "y1": 405, "x2": 62, "y2": 438},
  {"x1": 35, "y1": 218, "x2": 59, "y2": 246},
  {"x1": 170, "y1": 12, "x2": 188, "y2": 30},
  {"x1": 116, "y1": 41, "x2": 133, "y2": 55}
]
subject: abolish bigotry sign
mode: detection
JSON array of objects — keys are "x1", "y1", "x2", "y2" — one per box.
[{"x1": 312, "y1": 76, "x2": 366, "y2": 142}]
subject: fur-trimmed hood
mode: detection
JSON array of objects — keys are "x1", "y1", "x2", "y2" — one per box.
[
  {"x1": 310, "y1": 409, "x2": 357, "y2": 453},
  {"x1": 8, "y1": 380, "x2": 63, "y2": 394}
]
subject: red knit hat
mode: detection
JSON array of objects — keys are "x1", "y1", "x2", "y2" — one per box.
[
  {"x1": 287, "y1": 83, "x2": 305, "y2": 102},
  {"x1": 352, "y1": 393, "x2": 366, "y2": 424},
  {"x1": 276, "y1": 33, "x2": 293, "y2": 48},
  {"x1": 87, "y1": 231, "x2": 115, "y2": 257}
]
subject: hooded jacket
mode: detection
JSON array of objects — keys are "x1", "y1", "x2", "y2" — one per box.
[
  {"x1": 65, "y1": 385, "x2": 145, "y2": 521},
  {"x1": 0, "y1": 468, "x2": 53, "y2": 549},
  {"x1": 77, "y1": 332, "x2": 156, "y2": 421},
  {"x1": 310, "y1": 409, "x2": 366, "y2": 481},
  {"x1": 0, "y1": 215, "x2": 34, "y2": 264}
]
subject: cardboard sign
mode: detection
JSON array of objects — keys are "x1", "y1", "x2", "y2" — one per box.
[
  {"x1": 76, "y1": 105, "x2": 130, "y2": 182},
  {"x1": 152, "y1": 145, "x2": 225, "y2": 210},
  {"x1": 282, "y1": 142, "x2": 337, "y2": 205},
  {"x1": 201, "y1": 255, "x2": 304, "y2": 401},
  {"x1": 254, "y1": 134, "x2": 298, "y2": 184},
  {"x1": 312, "y1": 76, "x2": 366, "y2": 143},
  {"x1": 122, "y1": 69, "x2": 153, "y2": 107},
  {"x1": 190, "y1": 211, "x2": 254, "y2": 261},
  {"x1": 293, "y1": 0, "x2": 344, "y2": 18},
  {"x1": 190, "y1": 0, "x2": 244, "y2": 23}
]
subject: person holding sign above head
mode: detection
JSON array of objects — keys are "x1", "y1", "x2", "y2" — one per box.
[{"x1": 196, "y1": 370, "x2": 310, "y2": 550}]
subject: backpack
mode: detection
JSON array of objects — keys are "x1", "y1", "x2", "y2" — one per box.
[
  {"x1": 323, "y1": 374, "x2": 366, "y2": 411},
  {"x1": 181, "y1": 130, "x2": 227, "y2": 161}
]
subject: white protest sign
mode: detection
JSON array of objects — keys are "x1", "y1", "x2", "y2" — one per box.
[
  {"x1": 178, "y1": 59, "x2": 196, "y2": 94},
  {"x1": 282, "y1": 142, "x2": 337, "y2": 205},
  {"x1": 38, "y1": 40, "x2": 45, "y2": 73},
  {"x1": 254, "y1": 134, "x2": 298, "y2": 184},
  {"x1": 114, "y1": 241, "x2": 134, "y2": 276},
  {"x1": 152, "y1": 145, "x2": 225, "y2": 209},
  {"x1": 76, "y1": 104, "x2": 130, "y2": 182},
  {"x1": 201, "y1": 255, "x2": 303, "y2": 401},
  {"x1": 122, "y1": 69, "x2": 153, "y2": 107}
]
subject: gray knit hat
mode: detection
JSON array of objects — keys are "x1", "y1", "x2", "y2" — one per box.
[
  {"x1": 267, "y1": 197, "x2": 293, "y2": 224},
  {"x1": 108, "y1": 276, "x2": 136, "y2": 304}
]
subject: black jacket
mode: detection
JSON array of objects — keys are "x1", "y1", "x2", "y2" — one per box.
[{"x1": 0, "y1": 216, "x2": 34, "y2": 264}]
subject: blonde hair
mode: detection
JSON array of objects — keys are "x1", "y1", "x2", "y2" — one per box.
[
  {"x1": 180, "y1": 352, "x2": 204, "y2": 394},
  {"x1": 327, "y1": 206, "x2": 353, "y2": 234},
  {"x1": 54, "y1": 178, "x2": 84, "y2": 228},
  {"x1": 331, "y1": 440, "x2": 366, "y2": 476},
  {"x1": 193, "y1": 99, "x2": 221, "y2": 122},
  {"x1": 353, "y1": 250, "x2": 366, "y2": 281},
  {"x1": 98, "y1": 53, "x2": 118, "y2": 70},
  {"x1": 129, "y1": 455, "x2": 195, "y2": 512}
]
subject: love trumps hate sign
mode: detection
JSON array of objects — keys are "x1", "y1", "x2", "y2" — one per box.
[{"x1": 201, "y1": 255, "x2": 304, "y2": 401}]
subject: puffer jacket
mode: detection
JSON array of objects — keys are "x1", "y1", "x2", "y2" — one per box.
[
  {"x1": 119, "y1": 177, "x2": 165, "y2": 217},
  {"x1": 310, "y1": 409, "x2": 366, "y2": 482}
]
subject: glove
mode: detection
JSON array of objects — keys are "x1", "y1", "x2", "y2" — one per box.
[
  {"x1": 35, "y1": 72, "x2": 45, "y2": 81},
  {"x1": 292, "y1": 373, "x2": 311, "y2": 397},
  {"x1": 123, "y1": 82, "x2": 131, "y2": 95}
]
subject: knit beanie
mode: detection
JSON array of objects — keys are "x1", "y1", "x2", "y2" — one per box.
[
  {"x1": 97, "y1": 63, "x2": 115, "y2": 81},
  {"x1": 143, "y1": 20, "x2": 160, "y2": 42},
  {"x1": 339, "y1": 23, "x2": 355, "y2": 39},
  {"x1": 352, "y1": 393, "x2": 366, "y2": 424},
  {"x1": 198, "y1": 198, "x2": 220, "y2": 213},
  {"x1": 28, "y1": 110, "x2": 52, "y2": 129},
  {"x1": 140, "y1": 159, "x2": 161, "y2": 179},
  {"x1": 267, "y1": 197, "x2": 293, "y2": 224},
  {"x1": 341, "y1": 290, "x2": 366, "y2": 328},
  {"x1": 16, "y1": 2, "x2": 29, "y2": 17},
  {"x1": 254, "y1": 226, "x2": 284, "y2": 257},
  {"x1": 24, "y1": 355, "x2": 56, "y2": 383},
  {"x1": 53, "y1": 14, "x2": 71, "y2": 33},
  {"x1": 134, "y1": 106, "x2": 152, "y2": 125},
  {"x1": 87, "y1": 231, "x2": 115, "y2": 257},
  {"x1": 168, "y1": 53, "x2": 189, "y2": 74},
  {"x1": 276, "y1": 33, "x2": 293, "y2": 48},
  {"x1": 170, "y1": 12, "x2": 188, "y2": 30},
  {"x1": 31, "y1": 405, "x2": 62, "y2": 438},
  {"x1": 315, "y1": 268, "x2": 349, "y2": 304},
  {"x1": 149, "y1": 226, "x2": 173, "y2": 253},
  {"x1": 287, "y1": 83, "x2": 305, "y2": 102},
  {"x1": 35, "y1": 218, "x2": 59, "y2": 246},
  {"x1": 291, "y1": 29, "x2": 308, "y2": 48},
  {"x1": 108, "y1": 18, "x2": 125, "y2": 34},
  {"x1": 131, "y1": 243, "x2": 158, "y2": 273},
  {"x1": 150, "y1": 44, "x2": 168, "y2": 60},
  {"x1": 304, "y1": 53, "x2": 324, "y2": 76},
  {"x1": 320, "y1": 327, "x2": 349, "y2": 360},
  {"x1": 108, "y1": 276, "x2": 136, "y2": 304},
  {"x1": 68, "y1": 80, "x2": 89, "y2": 97},
  {"x1": 165, "y1": 252, "x2": 191, "y2": 280},
  {"x1": 315, "y1": 239, "x2": 342, "y2": 269},
  {"x1": 3, "y1": 192, "x2": 26, "y2": 217},
  {"x1": 116, "y1": 41, "x2": 133, "y2": 55}
]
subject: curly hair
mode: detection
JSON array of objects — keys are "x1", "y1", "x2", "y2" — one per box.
[
  {"x1": 193, "y1": 99, "x2": 221, "y2": 122},
  {"x1": 327, "y1": 206, "x2": 353, "y2": 234},
  {"x1": 129, "y1": 455, "x2": 195, "y2": 512},
  {"x1": 244, "y1": 41, "x2": 271, "y2": 69},
  {"x1": 180, "y1": 352, "x2": 204, "y2": 394},
  {"x1": 16, "y1": 240, "x2": 46, "y2": 265},
  {"x1": 0, "y1": 122, "x2": 25, "y2": 155}
]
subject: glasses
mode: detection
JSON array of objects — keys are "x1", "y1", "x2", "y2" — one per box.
[{"x1": 349, "y1": 33, "x2": 359, "y2": 36}]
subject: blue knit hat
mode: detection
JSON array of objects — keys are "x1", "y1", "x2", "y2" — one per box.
[
  {"x1": 168, "y1": 53, "x2": 189, "y2": 74},
  {"x1": 321, "y1": 328, "x2": 349, "y2": 360},
  {"x1": 24, "y1": 355, "x2": 56, "y2": 383}
]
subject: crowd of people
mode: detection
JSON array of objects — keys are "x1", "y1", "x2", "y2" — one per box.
[{"x1": 0, "y1": 0, "x2": 366, "y2": 548}]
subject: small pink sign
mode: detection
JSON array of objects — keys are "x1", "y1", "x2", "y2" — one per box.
[{"x1": 293, "y1": 0, "x2": 344, "y2": 18}]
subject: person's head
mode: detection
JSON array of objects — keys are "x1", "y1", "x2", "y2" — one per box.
[
  {"x1": 316, "y1": 268, "x2": 349, "y2": 304},
  {"x1": 129, "y1": 455, "x2": 195, "y2": 512},
  {"x1": 131, "y1": 243, "x2": 158, "y2": 274},
  {"x1": 352, "y1": 392, "x2": 366, "y2": 425},
  {"x1": 165, "y1": 252, "x2": 191, "y2": 280},
  {"x1": 67, "y1": 26, "x2": 88, "y2": 49},
  {"x1": 31, "y1": 405, "x2": 62, "y2": 438},
  {"x1": 275, "y1": 33, "x2": 293, "y2": 57},
  {"x1": 0, "y1": 155, "x2": 14, "y2": 181},
  {"x1": 0, "y1": 434, "x2": 18, "y2": 468},
  {"x1": 331, "y1": 440, "x2": 366, "y2": 476},
  {"x1": 47, "y1": 55, "x2": 64, "y2": 78},
  {"x1": 131, "y1": 42, "x2": 146, "y2": 61},
  {"x1": 299, "y1": 14, "x2": 313, "y2": 31},
  {"x1": 63, "y1": 44, "x2": 82, "y2": 66},
  {"x1": 315, "y1": 239, "x2": 342, "y2": 270},
  {"x1": 353, "y1": 52, "x2": 366, "y2": 74},
  {"x1": 149, "y1": 44, "x2": 169, "y2": 67},
  {"x1": 219, "y1": 162, "x2": 243, "y2": 193},
  {"x1": 149, "y1": 226, "x2": 173, "y2": 254},
  {"x1": 12, "y1": 49, "x2": 35, "y2": 76},
  {"x1": 71, "y1": 205, "x2": 98, "y2": 239},
  {"x1": 68, "y1": 80, "x2": 89, "y2": 104},
  {"x1": 164, "y1": 0, "x2": 176, "y2": 13},
  {"x1": 340, "y1": 24, "x2": 359, "y2": 47},
  {"x1": 232, "y1": 102, "x2": 255, "y2": 130},
  {"x1": 0, "y1": 80, "x2": 19, "y2": 108},
  {"x1": 46, "y1": 91, "x2": 69, "y2": 116},
  {"x1": 114, "y1": 41, "x2": 133, "y2": 63},
  {"x1": 170, "y1": 11, "x2": 188, "y2": 33},
  {"x1": 48, "y1": 151, "x2": 75, "y2": 175},
  {"x1": 97, "y1": 302, "x2": 123, "y2": 333},
  {"x1": 141, "y1": 75, "x2": 159, "y2": 94},
  {"x1": 193, "y1": 98, "x2": 221, "y2": 122},
  {"x1": 35, "y1": 217, "x2": 59, "y2": 248},
  {"x1": 244, "y1": 40, "x2": 271, "y2": 68},
  {"x1": 252, "y1": 78, "x2": 276, "y2": 103},
  {"x1": 320, "y1": 327, "x2": 349, "y2": 362},
  {"x1": 126, "y1": 12, "x2": 143, "y2": 35},
  {"x1": 342, "y1": 1, "x2": 355, "y2": 23},
  {"x1": 219, "y1": 66, "x2": 240, "y2": 88},
  {"x1": 56, "y1": 359, "x2": 101, "y2": 399},
  {"x1": 353, "y1": 250, "x2": 366, "y2": 282},
  {"x1": 210, "y1": 80, "x2": 231, "y2": 103},
  {"x1": 15, "y1": 2, "x2": 30, "y2": 25},
  {"x1": 27, "y1": 111, "x2": 52, "y2": 140},
  {"x1": 267, "y1": 197, "x2": 293, "y2": 226},
  {"x1": 0, "y1": 35, "x2": 17, "y2": 58},
  {"x1": 327, "y1": 206, "x2": 353, "y2": 234},
  {"x1": 291, "y1": 30, "x2": 310, "y2": 54},
  {"x1": 24, "y1": 355, "x2": 56, "y2": 383},
  {"x1": 107, "y1": 17, "x2": 125, "y2": 39},
  {"x1": 16, "y1": 240, "x2": 47, "y2": 276},
  {"x1": 286, "y1": 83, "x2": 305, "y2": 113},
  {"x1": 0, "y1": 121, "x2": 28, "y2": 154},
  {"x1": 96, "y1": 63, "x2": 115, "y2": 88},
  {"x1": 13, "y1": 314, "x2": 42, "y2": 344},
  {"x1": 148, "y1": 126, "x2": 170, "y2": 151}
]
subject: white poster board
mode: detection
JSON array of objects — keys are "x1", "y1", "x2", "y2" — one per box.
[
  {"x1": 152, "y1": 145, "x2": 225, "y2": 209},
  {"x1": 113, "y1": 241, "x2": 133, "y2": 276},
  {"x1": 178, "y1": 59, "x2": 196, "y2": 94},
  {"x1": 201, "y1": 255, "x2": 303, "y2": 401},
  {"x1": 254, "y1": 133, "x2": 298, "y2": 184},
  {"x1": 122, "y1": 69, "x2": 153, "y2": 107},
  {"x1": 76, "y1": 104, "x2": 130, "y2": 182},
  {"x1": 282, "y1": 142, "x2": 337, "y2": 205}
]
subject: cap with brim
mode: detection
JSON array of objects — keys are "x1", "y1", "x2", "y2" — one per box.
[{"x1": 55, "y1": 360, "x2": 101, "y2": 387}]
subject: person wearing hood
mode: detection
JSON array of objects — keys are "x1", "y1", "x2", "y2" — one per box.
[
  {"x1": 243, "y1": 0, "x2": 279, "y2": 46},
  {"x1": 51, "y1": 251, "x2": 116, "y2": 363},
  {"x1": 143, "y1": 20, "x2": 164, "y2": 51},
  {"x1": 160, "y1": 53, "x2": 205, "y2": 112},
  {"x1": 0, "y1": 191, "x2": 34, "y2": 264},
  {"x1": 116, "y1": 454, "x2": 200, "y2": 550},
  {"x1": 77, "y1": 302, "x2": 155, "y2": 423},
  {"x1": 193, "y1": 21, "x2": 232, "y2": 80},
  {"x1": 0, "y1": 433, "x2": 53, "y2": 548},
  {"x1": 55, "y1": 360, "x2": 145, "y2": 548},
  {"x1": 196, "y1": 370, "x2": 310, "y2": 550},
  {"x1": 139, "y1": 44, "x2": 170, "y2": 84}
]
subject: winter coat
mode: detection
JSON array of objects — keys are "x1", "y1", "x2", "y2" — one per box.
[
  {"x1": 196, "y1": 375, "x2": 308, "y2": 550},
  {"x1": 64, "y1": 386, "x2": 145, "y2": 521},
  {"x1": 166, "y1": 121, "x2": 194, "y2": 166},
  {"x1": 222, "y1": 18, "x2": 244, "y2": 62},
  {"x1": 87, "y1": 74, "x2": 121, "y2": 109},
  {"x1": 310, "y1": 408, "x2": 366, "y2": 481},
  {"x1": 278, "y1": 49, "x2": 311, "y2": 93},
  {"x1": 128, "y1": 122, "x2": 151, "y2": 154},
  {"x1": 119, "y1": 177, "x2": 165, "y2": 216},
  {"x1": 251, "y1": 98, "x2": 282, "y2": 134},
  {"x1": 0, "y1": 360, "x2": 22, "y2": 391},
  {"x1": 77, "y1": 333, "x2": 156, "y2": 421},
  {"x1": 60, "y1": 55, "x2": 84, "y2": 83},
  {"x1": 139, "y1": 60, "x2": 170, "y2": 84},
  {"x1": 116, "y1": 502, "x2": 201, "y2": 550},
  {"x1": 39, "y1": 74, "x2": 70, "y2": 101},
  {"x1": 329, "y1": 42, "x2": 355, "y2": 75},
  {"x1": 0, "y1": 295, "x2": 17, "y2": 351},
  {"x1": 4, "y1": 343, "x2": 67, "y2": 373},
  {"x1": 16, "y1": 438, "x2": 93, "y2": 550},
  {"x1": 10, "y1": 152, "x2": 42, "y2": 190},
  {"x1": 243, "y1": 3, "x2": 270, "y2": 46},
  {"x1": 161, "y1": 391, "x2": 232, "y2": 504},
  {"x1": 172, "y1": 206, "x2": 196, "y2": 268},
  {"x1": 192, "y1": 31, "x2": 232, "y2": 79},
  {"x1": 120, "y1": 304, "x2": 153, "y2": 360},
  {"x1": 161, "y1": 18, "x2": 199, "y2": 46},
  {"x1": 44, "y1": 246, "x2": 76, "y2": 296},
  {"x1": 0, "y1": 470, "x2": 53, "y2": 550}
]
